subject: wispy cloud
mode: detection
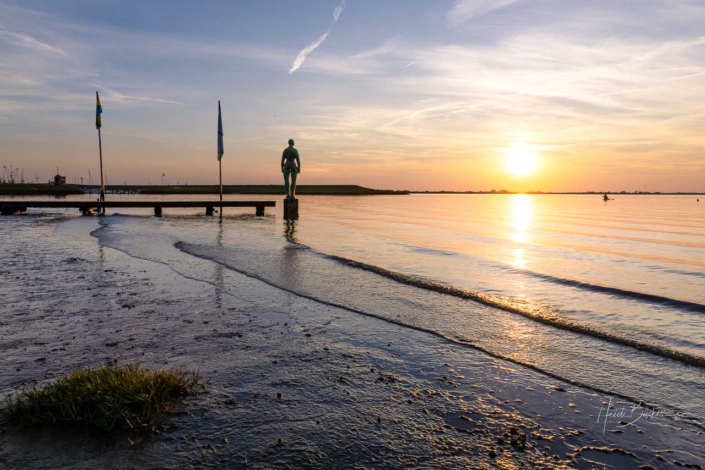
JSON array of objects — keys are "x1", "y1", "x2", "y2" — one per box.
[
  {"x1": 93, "y1": 85, "x2": 183, "y2": 106},
  {"x1": 446, "y1": 0, "x2": 520, "y2": 27},
  {"x1": 333, "y1": 0, "x2": 346, "y2": 23},
  {"x1": 350, "y1": 37, "x2": 398, "y2": 59},
  {"x1": 289, "y1": 1, "x2": 346, "y2": 74},
  {"x1": 0, "y1": 30, "x2": 67, "y2": 55},
  {"x1": 289, "y1": 31, "x2": 331, "y2": 74}
]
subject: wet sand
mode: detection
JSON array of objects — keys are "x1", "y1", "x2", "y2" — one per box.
[{"x1": 0, "y1": 215, "x2": 703, "y2": 469}]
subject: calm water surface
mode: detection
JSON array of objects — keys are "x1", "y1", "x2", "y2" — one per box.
[{"x1": 297, "y1": 194, "x2": 705, "y2": 356}]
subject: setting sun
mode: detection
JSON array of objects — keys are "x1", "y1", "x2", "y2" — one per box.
[{"x1": 505, "y1": 145, "x2": 538, "y2": 177}]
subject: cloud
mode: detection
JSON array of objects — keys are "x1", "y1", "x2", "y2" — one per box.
[
  {"x1": 282, "y1": 6, "x2": 705, "y2": 188},
  {"x1": 333, "y1": 0, "x2": 346, "y2": 23},
  {"x1": 289, "y1": 31, "x2": 331, "y2": 74},
  {"x1": 93, "y1": 85, "x2": 183, "y2": 106},
  {"x1": 289, "y1": 1, "x2": 346, "y2": 74},
  {"x1": 0, "y1": 30, "x2": 67, "y2": 56},
  {"x1": 675, "y1": 71, "x2": 705, "y2": 80},
  {"x1": 350, "y1": 37, "x2": 398, "y2": 59},
  {"x1": 446, "y1": 0, "x2": 520, "y2": 27}
]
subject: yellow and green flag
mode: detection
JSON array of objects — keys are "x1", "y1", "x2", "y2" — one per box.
[{"x1": 96, "y1": 91, "x2": 103, "y2": 129}]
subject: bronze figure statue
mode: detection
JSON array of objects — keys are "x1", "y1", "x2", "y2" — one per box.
[{"x1": 281, "y1": 139, "x2": 301, "y2": 199}]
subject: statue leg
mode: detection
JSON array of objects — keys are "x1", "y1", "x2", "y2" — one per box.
[
  {"x1": 283, "y1": 168, "x2": 291, "y2": 198},
  {"x1": 290, "y1": 170, "x2": 297, "y2": 199}
]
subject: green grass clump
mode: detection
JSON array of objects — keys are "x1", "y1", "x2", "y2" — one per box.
[{"x1": 6, "y1": 362, "x2": 202, "y2": 431}]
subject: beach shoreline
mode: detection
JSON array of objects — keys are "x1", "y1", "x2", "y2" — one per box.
[{"x1": 1, "y1": 213, "x2": 702, "y2": 468}]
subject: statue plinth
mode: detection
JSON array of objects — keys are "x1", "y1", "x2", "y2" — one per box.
[{"x1": 284, "y1": 198, "x2": 299, "y2": 220}]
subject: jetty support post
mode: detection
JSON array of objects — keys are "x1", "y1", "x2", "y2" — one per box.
[
  {"x1": 1, "y1": 206, "x2": 25, "y2": 215},
  {"x1": 154, "y1": 206, "x2": 162, "y2": 217},
  {"x1": 256, "y1": 205, "x2": 265, "y2": 217},
  {"x1": 283, "y1": 198, "x2": 298, "y2": 220},
  {"x1": 206, "y1": 206, "x2": 214, "y2": 216}
]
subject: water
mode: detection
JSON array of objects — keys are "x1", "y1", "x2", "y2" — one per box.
[
  {"x1": 294, "y1": 194, "x2": 705, "y2": 353},
  {"x1": 8, "y1": 195, "x2": 705, "y2": 384},
  {"x1": 1, "y1": 193, "x2": 704, "y2": 467}
]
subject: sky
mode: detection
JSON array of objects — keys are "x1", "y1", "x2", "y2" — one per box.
[{"x1": 0, "y1": 0, "x2": 703, "y2": 192}]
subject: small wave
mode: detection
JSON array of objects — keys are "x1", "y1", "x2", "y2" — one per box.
[
  {"x1": 173, "y1": 241, "x2": 638, "y2": 400},
  {"x1": 174, "y1": 240, "x2": 704, "y2": 425},
  {"x1": 315, "y1": 252, "x2": 705, "y2": 369},
  {"x1": 505, "y1": 267, "x2": 705, "y2": 313},
  {"x1": 659, "y1": 267, "x2": 705, "y2": 279},
  {"x1": 407, "y1": 246, "x2": 457, "y2": 256},
  {"x1": 389, "y1": 241, "x2": 705, "y2": 313}
]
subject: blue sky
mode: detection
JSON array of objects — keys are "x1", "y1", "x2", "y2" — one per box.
[{"x1": 1, "y1": 0, "x2": 704, "y2": 190}]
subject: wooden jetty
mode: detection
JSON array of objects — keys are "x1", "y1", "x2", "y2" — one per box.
[{"x1": 0, "y1": 200, "x2": 275, "y2": 217}]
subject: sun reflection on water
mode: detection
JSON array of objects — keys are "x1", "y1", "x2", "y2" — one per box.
[
  {"x1": 509, "y1": 194, "x2": 533, "y2": 247},
  {"x1": 513, "y1": 248, "x2": 526, "y2": 270}
]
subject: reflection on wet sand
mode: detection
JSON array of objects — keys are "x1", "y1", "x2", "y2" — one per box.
[
  {"x1": 214, "y1": 219, "x2": 225, "y2": 309},
  {"x1": 284, "y1": 219, "x2": 298, "y2": 245}
]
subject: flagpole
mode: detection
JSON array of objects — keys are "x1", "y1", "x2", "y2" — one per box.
[
  {"x1": 96, "y1": 91, "x2": 105, "y2": 215},
  {"x1": 218, "y1": 100, "x2": 223, "y2": 219},
  {"x1": 98, "y1": 127, "x2": 105, "y2": 204}
]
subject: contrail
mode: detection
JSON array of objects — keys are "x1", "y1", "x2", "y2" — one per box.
[
  {"x1": 289, "y1": 31, "x2": 331, "y2": 74},
  {"x1": 333, "y1": 0, "x2": 346, "y2": 23},
  {"x1": 289, "y1": 1, "x2": 345, "y2": 74},
  {"x1": 446, "y1": 0, "x2": 520, "y2": 27}
]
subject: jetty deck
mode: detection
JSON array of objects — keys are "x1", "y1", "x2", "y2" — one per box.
[{"x1": 0, "y1": 200, "x2": 276, "y2": 216}]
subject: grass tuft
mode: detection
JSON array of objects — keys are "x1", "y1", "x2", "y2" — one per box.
[{"x1": 6, "y1": 362, "x2": 203, "y2": 431}]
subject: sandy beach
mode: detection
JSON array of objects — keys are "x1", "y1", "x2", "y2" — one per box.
[{"x1": 1, "y1": 206, "x2": 703, "y2": 469}]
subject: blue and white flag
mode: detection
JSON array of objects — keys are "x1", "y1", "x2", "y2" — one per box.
[{"x1": 217, "y1": 101, "x2": 224, "y2": 161}]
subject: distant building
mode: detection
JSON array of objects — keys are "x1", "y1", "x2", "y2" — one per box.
[{"x1": 54, "y1": 174, "x2": 66, "y2": 185}]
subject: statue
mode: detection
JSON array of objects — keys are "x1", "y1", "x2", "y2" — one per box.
[{"x1": 281, "y1": 139, "x2": 300, "y2": 199}]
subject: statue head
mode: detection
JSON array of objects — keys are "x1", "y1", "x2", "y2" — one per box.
[{"x1": 288, "y1": 139, "x2": 295, "y2": 146}]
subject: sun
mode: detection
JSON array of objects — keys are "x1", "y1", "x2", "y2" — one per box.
[{"x1": 505, "y1": 144, "x2": 538, "y2": 176}]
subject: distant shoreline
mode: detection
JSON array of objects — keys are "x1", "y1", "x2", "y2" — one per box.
[
  {"x1": 137, "y1": 185, "x2": 407, "y2": 196},
  {"x1": 0, "y1": 184, "x2": 407, "y2": 196},
  {"x1": 0, "y1": 184, "x2": 701, "y2": 196}
]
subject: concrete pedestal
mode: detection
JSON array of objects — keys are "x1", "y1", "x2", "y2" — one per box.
[{"x1": 283, "y1": 198, "x2": 299, "y2": 219}]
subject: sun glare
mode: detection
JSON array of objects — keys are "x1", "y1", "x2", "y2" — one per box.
[{"x1": 505, "y1": 145, "x2": 538, "y2": 176}]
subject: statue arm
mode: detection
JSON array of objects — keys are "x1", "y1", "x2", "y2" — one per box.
[
  {"x1": 296, "y1": 152, "x2": 301, "y2": 173},
  {"x1": 281, "y1": 151, "x2": 286, "y2": 171}
]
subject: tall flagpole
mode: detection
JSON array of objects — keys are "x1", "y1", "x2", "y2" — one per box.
[
  {"x1": 98, "y1": 127, "x2": 105, "y2": 202},
  {"x1": 96, "y1": 91, "x2": 105, "y2": 214},
  {"x1": 218, "y1": 100, "x2": 224, "y2": 219}
]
